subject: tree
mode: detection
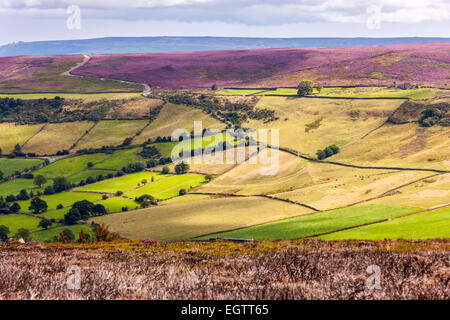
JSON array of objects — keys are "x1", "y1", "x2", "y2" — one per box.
[
  {"x1": 92, "y1": 204, "x2": 107, "y2": 216},
  {"x1": 17, "y1": 189, "x2": 30, "y2": 201},
  {"x1": 53, "y1": 177, "x2": 70, "y2": 193},
  {"x1": 44, "y1": 185, "x2": 55, "y2": 195},
  {"x1": 0, "y1": 170, "x2": 3, "y2": 180},
  {"x1": 59, "y1": 229, "x2": 75, "y2": 242},
  {"x1": 211, "y1": 83, "x2": 218, "y2": 91},
  {"x1": 9, "y1": 203, "x2": 20, "y2": 213},
  {"x1": 316, "y1": 149, "x2": 326, "y2": 160},
  {"x1": 0, "y1": 225, "x2": 10, "y2": 242},
  {"x1": 33, "y1": 175, "x2": 47, "y2": 188},
  {"x1": 16, "y1": 228, "x2": 31, "y2": 242},
  {"x1": 38, "y1": 219, "x2": 52, "y2": 230},
  {"x1": 14, "y1": 144, "x2": 21, "y2": 153},
  {"x1": 64, "y1": 208, "x2": 81, "y2": 225},
  {"x1": 72, "y1": 200, "x2": 95, "y2": 219},
  {"x1": 179, "y1": 188, "x2": 187, "y2": 196},
  {"x1": 316, "y1": 81, "x2": 323, "y2": 93},
  {"x1": 297, "y1": 80, "x2": 314, "y2": 96},
  {"x1": 29, "y1": 197, "x2": 48, "y2": 214},
  {"x1": 162, "y1": 166, "x2": 170, "y2": 174},
  {"x1": 175, "y1": 161, "x2": 189, "y2": 174}
]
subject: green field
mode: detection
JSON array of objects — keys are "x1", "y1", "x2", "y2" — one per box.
[
  {"x1": 31, "y1": 224, "x2": 93, "y2": 242},
  {"x1": 75, "y1": 171, "x2": 168, "y2": 194},
  {"x1": 0, "y1": 158, "x2": 43, "y2": 177},
  {"x1": 320, "y1": 206, "x2": 450, "y2": 240},
  {"x1": 0, "y1": 178, "x2": 45, "y2": 197},
  {"x1": 15, "y1": 192, "x2": 103, "y2": 213},
  {"x1": 199, "y1": 205, "x2": 422, "y2": 240},
  {"x1": 0, "y1": 214, "x2": 42, "y2": 235},
  {"x1": 125, "y1": 174, "x2": 207, "y2": 200},
  {"x1": 67, "y1": 169, "x2": 117, "y2": 184},
  {"x1": 93, "y1": 147, "x2": 143, "y2": 170},
  {"x1": 221, "y1": 87, "x2": 441, "y2": 99},
  {"x1": 36, "y1": 153, "x2": 111, "y2": 179}
]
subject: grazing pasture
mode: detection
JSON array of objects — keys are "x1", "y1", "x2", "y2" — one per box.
[
  {"x1": 90, "y1": 196, "x2": 312, "y2": 240},
  {"x1": 23, "y1": 121, "x2": 94, "y2": 154},
  {"x1": 0, "y1": 214, "x2": 41, "y2": 235},
  {"x1": 134, "y1": 103, "x2": 226, "y2": 145},
  {"x1": 75, "y1": 171, "x2": 168, "y2": 194},
  {"x1": 0, "y1": 123, "x2": 44, "y2": 153},
  {"x1": 201, "y1": 205, "x2": 420, "y2": 240},
  {"x1": 246, "y1": 97, "x2": 403, "y2": 156},
  {"x1": 92, "y1": 147, "x2": 143, "y2": 170},
  {"x1": 16, "y1": 192, "x2": 103, "y2": 213},
  {"x1": 0, "y1": 178, "x2": 47, "y2": 197},
  {"x1": 320, "y1": 206, "x2": 450, "y2": 240},
  {"x1": 125, "y1": 174, "x2": 207, "y2": 200},
  {"x1": 74, "y1": 120, "x2": 148, "y2": 150},
  {"x1": 35, "y1": 153, "x2": 111, "y2": 179},
  {"x1": 0, "y1": 158, "x2": 43, "y2": 176},
  {"x1": 31, "y1": 225, "x2": 93, "y2": 242}
]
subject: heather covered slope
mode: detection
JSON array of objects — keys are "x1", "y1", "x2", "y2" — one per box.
[
  {"x1": 0, "y1": 240, "x2": 448, "y2": 300},
  {"x1": 72, "y1": 43, "x2": 450, "y2": 89},
  {"x1": 0, "y1": 55, "x2": 143, "y2": 93}
]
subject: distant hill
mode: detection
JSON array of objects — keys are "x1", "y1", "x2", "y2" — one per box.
[{"x1": 1, "y1": 36, "x2": 449, "y2": 57}]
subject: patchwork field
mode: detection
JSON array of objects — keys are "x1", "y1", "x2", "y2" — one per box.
[
  {"x1": 22, "y1": 121, "x2": 95, "y2": 154},
  {"x1": 133, "y1": 103, "x2": 226, "y2": 144},
  {"x1": 74, "y1": 120, "x2": 148, "y2": 150},
  {"x1": 16, "y1": 192, "x2": 103, "y2": 213},
  {"x1": 0, "y1": 214, "x2": 41, "y2": 234},
  {"x1": 320, "y1": 206, "x2": 450, "y2": 240},
  {"x1": 0, "y1": 123, "x2": 44, "y2": 153},
  {"x1": 246, "y1": 97, "x2": 404, "y2": 156},
  {"x1": 90, "y1": 196, "x2": 313, "y2": 240},
  {"x1": 124, "y1": 174, "x2": 207, "y2": 200},
  {"x1": 0, "y1": 158, "x2": 43, "y2": 176},
  {"x1": 30, "y1": 225, "x2": 93, "y2": 242},
  {"x1": 200, "y1": 205, "x2": 421, "y2": 240},
  {"x1": 75, "y1": 171, "x2": 168, "y2": 194}
]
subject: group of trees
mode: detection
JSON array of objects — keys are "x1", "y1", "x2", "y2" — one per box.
[
  {"x1": 297, "y1": 80, "x2": 323, "y2": 96},
  {"x1": 64, "y1": 200, "x2": 107, "y2": 225},
  {"x1": 419, "y1": 107, "x2": 444, "y2": 127},
  {"x1": 316, "y1": 144, "x2": 340, "y2": 160}
]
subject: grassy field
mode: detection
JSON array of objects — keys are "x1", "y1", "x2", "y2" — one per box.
[
  {"x1": 320, "y1": 206, "x2": 450, "y2": 240},
  {"x1": 90, "y1": 196, "x2": 313, "y2": 240},
  {"x1": 221, "y1": 87, "x2": 442, "y2": 99},
  {"x1": 92, "y1": 147, "x2": 143, "y2": 170},
  {"x1": 16, "y1": 192, "x2": 103, "y2": 213},
  {"x1": 333, "y1": 123, "x2": 450, "y2": 170},
  {"x1": 75, "y1": 171, "x2": 168, "y2": 194},
  {"x1": 23, "y1": 121, "x2": 95, "y2": 154},
  {"x1": 0, "y1": 123, "x2": 44, "y2": 153},
  {"x1": 74, "y1": 120, "x2": 148, "y2": 150},
  {"x1": 134, "y1": 103, "x2": 226, "y2": 145},
  {"x1": 0, "y1": 178, "x2": 46, "y2": 197},
  {"x1": 246, "y1": 97, "x2": 403, "y2": 156},
  {"x1": 0, "y1": 214, "x2": 42, "y2": 235},
  {"x1": 31, "y1": 224, "x2": 93, "y2": 242},
  {"x1": 67, "y1": 169, "x2": 117, "y2": 184},
  {"x1": 200, "y1": 205, "x2": 421, "y2": 240},
  {"x1": 0, "y1": 158, "x2": 43, "y2": 176},
  {"x1": 35, "y1": 153, "x2": 111, "y2": 179},
  {"x1": 125, "y1": 174, "x2": 207, "y2": 200}
]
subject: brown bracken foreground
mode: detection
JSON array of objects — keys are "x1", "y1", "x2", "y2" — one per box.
[{"x1": 0, "y1": 239, "x2": 448, "y2": 300}]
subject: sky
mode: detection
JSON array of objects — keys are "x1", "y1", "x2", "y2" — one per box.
[{"x1": 1, "y1": 0, "x2": 449, "y2": 45}]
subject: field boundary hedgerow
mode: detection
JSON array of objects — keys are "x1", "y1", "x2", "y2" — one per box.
[
  {"x1": 20, "y1": 123, "x2": 47, "y2": 149},
  {"x1": 69, "y1": 121, "x2": 99, "y2": 151}
]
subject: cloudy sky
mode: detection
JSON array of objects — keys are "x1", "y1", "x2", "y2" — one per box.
[{"x1": 1, "y1": 0, "x2": 449, "y2": 45}]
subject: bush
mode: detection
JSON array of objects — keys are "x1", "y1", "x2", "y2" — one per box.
[
  {"x1": 162, "y1": 166, "x2": 170, "y2": 174},
  {"x1": 179, "y1": 189, "x2": 187, "y2": 196}
]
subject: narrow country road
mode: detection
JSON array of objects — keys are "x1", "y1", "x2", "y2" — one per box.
[{"x1": 63, "y1": 54, "x2": 91, "y2": 76}]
